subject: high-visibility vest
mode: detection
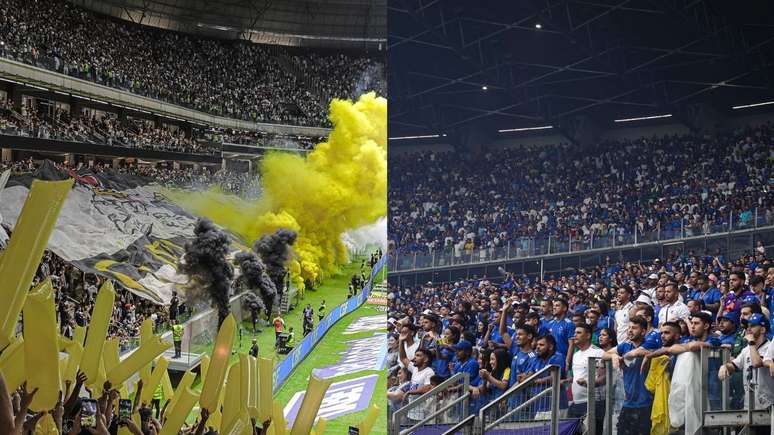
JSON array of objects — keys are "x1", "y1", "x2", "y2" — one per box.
[{"x1": 172, "y1": 324, "x2": 184, "y2": 341}]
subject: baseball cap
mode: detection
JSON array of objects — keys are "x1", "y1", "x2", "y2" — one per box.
[
  {"x1": 742, "y1": 313, "x2": 769, "y2": 330},
  {"x1": 648, "y1": 273, "x2": 659, "y2": 280},
  {"x1": 718, "y1": 313, "x2": 738, "y2": 325},
  {"x1": 642, "y1": 331, "x2": 662, "y2": 350},
  {"x1": 635, "y1": 294, "x2": 653, "y2": 307},
  {"x1": 453, "y1": 340, "x2": 473, "y2": 351}
]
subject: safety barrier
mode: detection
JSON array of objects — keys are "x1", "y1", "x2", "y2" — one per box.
[
  {"x1": 272, "y1": 253, "x2": 386, "y2": 392},
  {"x1": 585, "y1": 347, "x2": 774, "y2": 435},
  {"x1": 390, "y1": 372, "x2": 471, "y2": 435}
]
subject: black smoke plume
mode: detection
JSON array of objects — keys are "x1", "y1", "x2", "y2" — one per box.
[
  {"x1": 181, "y1": 218, "x2": 234, "y2": 326},
  {"x1": 235, "y1": 251, "x2": 277, "y2": 317},
  {"x1": 254, "y1": 229, "x2": 297, "y2": 311}
]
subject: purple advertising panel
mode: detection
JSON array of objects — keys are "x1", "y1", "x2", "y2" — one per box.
[
  {"x1": 283, "y1": 374, "x2": 378, "y2": 427},
  {"x1": 312, "y1": 334, "x2": 385, "y2": 378}
]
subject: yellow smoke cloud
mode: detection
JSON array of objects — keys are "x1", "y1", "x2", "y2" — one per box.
[{"x1": 166, "y1": 93, "x2": 386, "y2": 290}]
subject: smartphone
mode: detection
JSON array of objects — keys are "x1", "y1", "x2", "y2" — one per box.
[
  {"x1": 119, "y1": 399, "x2": 132, "y2": 421},
  {"x1": 81, "y1": 399, "x2": 98, "y2": 428},
  {"x1": 140, "y1": 407, "x2": 152, "y2": 424}
]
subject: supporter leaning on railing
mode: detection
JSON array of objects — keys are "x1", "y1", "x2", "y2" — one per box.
[{"x1": 388, "y1": 248, "x2": 774, "y2": 432}]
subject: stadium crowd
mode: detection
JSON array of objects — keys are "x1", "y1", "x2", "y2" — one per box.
[
  {"x1": 386, "y1": 248, "x2": 774, "y2": 434},
  {"x1": 28, "y1": 250, "x2": 182, "y2": 355},
  {"x1": 389, "y1": 124, "x2": 774, "y2": 255},
  {"x1": 0, "y1": 158, "x2": 262, "y2": 199},
  {"x1": 0, "y1": 105, "x2": 220, "y2": 155},
  {"x1": 0, "y1": 0, "x2": 385, "y2": 127}
]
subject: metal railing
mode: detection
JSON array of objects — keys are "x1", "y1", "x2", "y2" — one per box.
[
  {"x1": 480, "y1": 364, "x2": 561, "y2": 434},
  {"x1": 441, "y1": 414, "x2": 476, "y2": 435},
  {"x1": 586, "y1": 346, "x2": 773, "y2": 435},
  {"x1": 390, "y1": 372, "x2": 470, "y2": 435},
  {"x1": 391, "y1": 207, "x2": 774, "y2": 272}
]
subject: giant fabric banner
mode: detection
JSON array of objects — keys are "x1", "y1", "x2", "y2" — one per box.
[
  {"x1": 272, "y1": 254, "x2": 386, "y2": 392},
  {"x1": 0, "y1": 162, "x2": 197, "y2": 304}
]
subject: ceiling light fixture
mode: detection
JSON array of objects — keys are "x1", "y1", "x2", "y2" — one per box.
[
  {"x1": 732, "y1": 100, "x2": 774, "y2": 110},
  {"x1": 613, "y1": 114, "x2": 672, "y2": 123},
  {"x1": 498, "y1": 125, "x2": 553, "y2": 133},
  {"x1": 388, "y1": 134, "x2": 441, "y2": 140}
]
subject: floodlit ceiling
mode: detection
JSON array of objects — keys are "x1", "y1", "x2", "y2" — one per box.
[
  {"x1": 70, "y1": 0, "x2": 386, "y2": 50},
  {"x1": 389, "y1": 0, "x2": 774, "y2": 142}
]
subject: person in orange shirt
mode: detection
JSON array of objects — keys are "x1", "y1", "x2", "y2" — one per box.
[{"x1": 273, "y1": 314, "x2": 285, "y2": 348}]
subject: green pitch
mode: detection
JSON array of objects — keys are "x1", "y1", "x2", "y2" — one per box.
[
  {"x1": 189, "y1": 256, "x2": 368, "y2": 371},
  {"x1": 183, "y1": 256, "x2": 386, "y2": 432},
  {"x1": 274, "y1": 304, "x2": 387, "y2": 434}
]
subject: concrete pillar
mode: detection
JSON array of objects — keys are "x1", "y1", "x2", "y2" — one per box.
[
  {"x1": 246, "y1": 159, "x2": 252, "y2": 173},
  {"x1": 9, "y1": 85, "x2": 22, "y2": 113},
  {"x1": 172, "y1": 161, "x2": 181, "y2": 170},
  {"x1": 193, "y1": 163, "x2": 201, "y2": 172},
  {"x1": 1, "y1": 148, "x2": 12, "y2": 162},
  {"x1": 112, "y1": 158, "x2": 121, "y2": 169},
  {"x1": 70, "y1": 97, "x2": 85, "y2": 118},
  {"x1": 221, "y1": 158, "x2": 227, "y2": 171}
]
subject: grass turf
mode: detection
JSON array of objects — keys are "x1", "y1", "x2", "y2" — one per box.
[
  {"x1": 185, "y1": 256, "x2": 385, "y2": 432},
  {"x1": 188, "y1": 256, "x2": 367, "y2": 373},
  {"x1": 274, "y1": 304, "x2": 387, "y2": 434}
]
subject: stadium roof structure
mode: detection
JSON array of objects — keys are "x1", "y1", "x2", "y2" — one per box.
[
  {"x1": 389, "y1": 0, "x2": 774, "y2": 144},
  {"x1": 70, "y1": 0, "x2": 386, "y2": 50}
]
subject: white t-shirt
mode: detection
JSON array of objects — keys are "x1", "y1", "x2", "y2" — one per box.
[
  {"x1": 407, "y1": 366, "x2": 435, "y2": 420},
  {"x1": 657, "y1": 300, "x2": 690, "y2": 325},
  {"x1": 734, "y1": 339, "x2": 774, "y2": 409},
  {"x1": 571, "y1": 345, "x2": 605, "y2": 404},
  {"x1": 399, "y1": 339, "x2": 419, "y2": 369},
  {"x1": 410, "y1": 365, "x2": 435, "y2": 388},
  {"x1": 615, "y1": 302, "x2": 633, "y2": 344}
]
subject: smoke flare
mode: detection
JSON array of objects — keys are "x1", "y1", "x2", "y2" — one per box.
[
  {"x1": 235, "y1": 250, "x2": 277, "y2": 317},
  {"x1": 166, "y1": 92, "x2": 387, "y2": 290},
  {"x1": 180, "y1": 218, "x2": 234, "y2": 326}
]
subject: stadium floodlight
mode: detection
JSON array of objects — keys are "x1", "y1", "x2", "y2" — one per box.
[
  {"x1": 388, "y1": 134, "x2": 441, "y2": 140},
  {"x1": 731, "y1": 100, "x2": 774, "y2": 110},
  {"x1": 535, "y1": 23, "x2": 542, "y2": 29},
  {"x1": 27, "y1": 84, "x2": 48, "y2": 91},
  {"x1": 498, "y1": 125, "x2": 553, "y2": 133},
  {"x1": 482, "y1": 85, "x2": 488, "y2": 90},
  {"x1": 613, "y1": 114, "x2": 672, "y2": 123},
  {"x1": 54, "y1": 91, "x2": 69, "y2": 96}
]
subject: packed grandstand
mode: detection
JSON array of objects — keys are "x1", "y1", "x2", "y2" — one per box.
[
  {"x1": 0, "y1": 0, "x2": 386, "y2": 128},
  {"x1": 389, "y1": 124, "x2": 774, "y2": 256},
  {"x1": 0, "y1": 0, "x2": 386, "y2": 433},
  {"x1": 386, "y1": 127, "x2": 774, "y2": 434}
]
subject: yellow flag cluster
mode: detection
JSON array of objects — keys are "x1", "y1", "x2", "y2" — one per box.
[{"x1": 0, "y1": 179, "x2": 337, "y2": 432}]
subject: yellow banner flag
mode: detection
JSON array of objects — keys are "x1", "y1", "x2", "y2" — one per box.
[{"x1": 0, "y1": 178, "x2": 73, "y2": 348}]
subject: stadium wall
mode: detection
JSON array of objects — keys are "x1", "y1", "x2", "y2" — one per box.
[
  {"x1": 0, "y1": 58, "x2": 331, "y2": 136},
  {"x1": 387, "y1": 142, "x2": 454, "y2": 155},
  {"x1": 0, "y1": 134, "x2": 221, "y2": 163},
  {"x1": 272, "y1": 253, "x2": 387, "y2": 393},
  {"x1": 387, "y1": 226, "x2": 774, "y2": 287},
  {"x1": 601, "y1": 122, "x2": 691, "y2": 140}
]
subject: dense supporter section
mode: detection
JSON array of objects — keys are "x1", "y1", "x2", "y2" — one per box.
[
  {"x1": 389, "y1": 125, "x2": 774, "y2": 255},
  {"x1": 0, "y1": 0, "x2": 385, "y2": 127},
  {"x1": 387, "y1": 250, "x2": 774, "y2": 433}
]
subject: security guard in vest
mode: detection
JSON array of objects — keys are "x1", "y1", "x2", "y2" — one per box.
[
  {"x1": 286, "y1": 327, "x2": 296, "y2": 350},
  {"x1": 172, "y1": 319, "x2": 184, "y2": 358}
]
